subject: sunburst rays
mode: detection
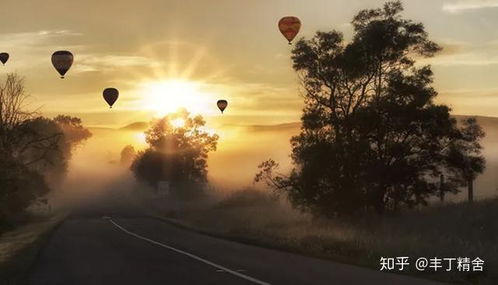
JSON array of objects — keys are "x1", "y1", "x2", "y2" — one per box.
[{"x1": 113, "y1": 38, "x2": 230, "y2": 118}]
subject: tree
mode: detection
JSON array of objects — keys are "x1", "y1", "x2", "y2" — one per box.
[
  {"x1": 131, "y1": 109, "x2": 218, "y2": 196},
  {"x1": 0, "y1": 73, "x2": 92, "y2": 226},
  {"x1": 50, "y1": 115, "x2": 92, "y2": 185},
  {"x1": 18, "y1": 115, "x2": 92, "y2": 187},
  {"x1": 0, "y1": 73, "x2": 39, "y2": 159},
  {"x1": 53, "y1": 115, "x2": 92, "y2": 147},
  {"x1": 14, "y1": 117, "x2": 66, "y2": 176},
  {"x1": 0, "y1": 74, "x2": 56, "y2": 226},
  {"x1": 120, "y1": 145, "x2": 136, "y2": 166},
  {"x1": 255, "y1": 1, "x2": 484, "y2": 216},
  {"x1": 0, "y1": 75, "x2": 80, "y2": 169},
  {"x1": 443, "y1": 118, "x2": 485, "y2": 202}
]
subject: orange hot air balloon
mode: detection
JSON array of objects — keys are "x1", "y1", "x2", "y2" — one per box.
[
  {"x1": 51, "y1": 50, "x2": 73, "y2": 78},
  {"x1": 103, "y1": 88, "x2": 119, "y2": 108},
  {"x1": 217, "y1": 99, "x2": 228, "y2": 114},
  {"x1": 0, "y1": 53, "x2": 9, "y2": 65},
  {"x1": 278, "y1": 16, "x2": 301, "y2": 45}
]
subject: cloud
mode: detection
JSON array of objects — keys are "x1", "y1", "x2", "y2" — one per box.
[
  {"x1": 438, "y1": 41, "x2": 470, "y2": 56},
  {"x1": 439, "y1": 87, "x2": 498, "y2": 97},
  {"x1": 0, "y1": 30, "x2": 158, "y2": 73},
  {"x1": 338, "y1": 22, "x2": 353, "y2": 32},
  {"x1": 0, "y1": 30, "x2": 84, "y2": 69},
  {"x1": 419, "y1": 40, "x2": 498, "y2": 66},
  {"x1": 74, "y1": 55, "x2": 160, "y2": 73},
  {"x1": 437, "y1": 88, "x2": 498, "y2": 118},
  {"x1": 0, "y1": 30, "x2": 81, "y2": 48},
  {"x1": 423, "y1": 53, "x2": 498, "y2": 66},
  {"x1": 443, "y1": 0, "x2": 498, "y2": 13}
]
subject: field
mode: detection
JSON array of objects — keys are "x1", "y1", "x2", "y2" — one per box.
[
  {"x1": 145, "y1": 189, "x2": 498, "y2": 285},
  {"x1": 67, "y1": 114, "x2": 498, "y2": 285}
]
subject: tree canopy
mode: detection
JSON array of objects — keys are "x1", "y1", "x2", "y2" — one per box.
[
  {"x1": 131, "y1": 109, "x2": 218, "y2": 196},
  {"x1": 256, "y1": 1, "x2": 485, "y2": 216},
  {"x1": 0, "y1": 73, "x2": 91, "y2": 227}
]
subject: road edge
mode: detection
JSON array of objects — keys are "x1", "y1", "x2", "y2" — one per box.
[
  {"x1": 0, "y1": 213, "x2": 67, "y2": 285},
  {"x1": 147, "y1": 214, "x2": 452, "y2": 285}
]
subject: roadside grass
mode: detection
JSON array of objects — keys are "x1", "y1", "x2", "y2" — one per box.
[
  {"x1": 0, "y1": 213, "x2": 65, "y2": 285},
  {"x1": 149, "y1": 189, "x2": 498, "y2": 285}
]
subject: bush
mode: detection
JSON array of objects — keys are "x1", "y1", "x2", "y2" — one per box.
[{"x1": 216, "y1": 189, "x2": 275, "y2": 209}]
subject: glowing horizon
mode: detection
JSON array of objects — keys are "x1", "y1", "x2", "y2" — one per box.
[
  {"x1": 139, "y1": 79, "x2": 215, "y2": 117},
  {"x1": 0, "y1": 0, "x2": 496, "y2": 128}
]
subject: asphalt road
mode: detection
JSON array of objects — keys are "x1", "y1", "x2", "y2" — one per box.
[{"x1": 30, "y1": 201, "x2": 439, "y2": 285}]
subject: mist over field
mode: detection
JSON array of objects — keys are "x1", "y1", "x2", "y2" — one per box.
[
  {"x1": 57, "y1": 115, "x2": 498, "y2": 202},
  {"x1": 469, "y1": 116, "x2": 498, "y2": 200},
  {"x1": 60, "y1": 121, "x2": 294, "y2": 192}
]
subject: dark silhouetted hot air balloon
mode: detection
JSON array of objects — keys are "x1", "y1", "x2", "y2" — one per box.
[
  {"x1": 103, "y1": 88, "x2": 119, "y2": 108},
  {"x1": 51, "y1": 51, "x2": 73, "y2": 78},
  {"x1": 278, "y1": 16, "x2": 301, "y2": 45},
  {"x1": 217, "y1": 99, "x2": 228, "y2": 114},
  {"x1": 0, "y1": 53, "x2": 9, "y2": 65}
]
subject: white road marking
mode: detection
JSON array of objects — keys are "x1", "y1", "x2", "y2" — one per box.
[{"x1": 107, "y1": 218, "x2": 271, "y2": 285}]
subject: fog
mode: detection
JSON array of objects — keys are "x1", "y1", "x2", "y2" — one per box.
[
  {"x1": 468, "y1": 116, "x2": 498, "y2": 200},
  {"x1": 50, "y1": 128, "x2": 141, "y2": 209},
  {"x1": 53, "y1": 116, "x2": 498, "y2": 207}
]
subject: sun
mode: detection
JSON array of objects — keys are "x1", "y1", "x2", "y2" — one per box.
[
  {"x1": 140, "y1": 79, "x2": 212, "y2": 116},
  {"x1": 134, "y1": 132, "x2": 147, "y2": 145},
  {"x1": 171, "y1": 118, "x2": 185, "y2": 128}
]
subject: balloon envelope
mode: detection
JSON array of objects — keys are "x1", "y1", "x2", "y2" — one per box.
[
  {"x1": 51, "y1": 51, "x2": 73, "y2": 78},
  {"x1": 278, "y1": 16, "x2": 301, "y2": 44},
  {"x1": 103, "y1": 88, "x2": 119, "y2": 108},
  {"x1": 0, "y1": 53, "x2": 9, "y2": 65},
  {"x1": 217, "y1": 100, "x2": 228, "y2": 113}
]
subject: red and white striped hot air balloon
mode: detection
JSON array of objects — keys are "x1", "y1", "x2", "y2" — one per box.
[{"x1": 278, "y1": 16, "x2": 301, "y2": 45}]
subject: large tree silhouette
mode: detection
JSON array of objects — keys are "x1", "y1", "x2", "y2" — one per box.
[
  {"x1": 256, "y1": 1, "x2": 484, "y2": 216},
  {"x1": 0, "y1": 74, "x2": 91, "y2": 226}
]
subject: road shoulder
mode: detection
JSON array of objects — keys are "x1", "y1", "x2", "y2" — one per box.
[{"x1": 0, "y1": 214, "x2": 66, "y2": 284}]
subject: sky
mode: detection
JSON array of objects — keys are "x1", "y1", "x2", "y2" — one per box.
[{"x1": 1, "y1": 0, "x2": 498, "y2": 128}]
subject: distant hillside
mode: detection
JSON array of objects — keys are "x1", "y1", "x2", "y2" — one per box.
[
  {"x1": 86, "y1": 126, "x2": 113, "y2": 131},
  {"x1": 453, "y1": 115, "x2": 498, "y2": 122},
  {"x1": 244, "y1": 122, "x2": 300, "y2": 132},
  {"x1": 120, "y1": 122, "x2": 149, "y2": 131},
  {"x1": 117, "y1": 115, "x2": 498, "y2": 134},
  {"x1": 243, "y1": 115, "x2": 498, "y2": 133},
  {"x1": 119, "y1": 121, "x2": 301, "y2": 133}
]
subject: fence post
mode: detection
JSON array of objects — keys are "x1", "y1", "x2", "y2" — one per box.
[{"x1": 468, "y1": 178, "x2": 474, "y2": 203}]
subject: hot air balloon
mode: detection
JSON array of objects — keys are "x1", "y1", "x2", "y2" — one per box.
[
  {"x1": 0, "y1": 53, "x2": 9, "y2": 65},
  {"x1": 217, "y1": 99, "x2": 228, "y2": 114},
  {"x1": 51, "y1": 51, "x2": 73, "y2": 78},
  {"x1": 103, "y1": 88, "x2": 119, "y2": 108},
  {"x1": 278, "y1": 16, "x2": 301, "y2": 45}
]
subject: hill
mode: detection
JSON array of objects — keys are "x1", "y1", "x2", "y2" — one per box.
[{"x1": 120, "y1": 122, "x2": 149, "y2": 131}]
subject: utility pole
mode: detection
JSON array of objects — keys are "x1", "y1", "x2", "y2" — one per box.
[{"x1": 439, "y1": 174, "x2": 445, "y2": 203}]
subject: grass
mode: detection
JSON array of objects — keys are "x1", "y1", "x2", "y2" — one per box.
[
  {"x1": 146, "y1": 189, "x2": 498, "y2": 285},
  {"x1": 0, "y1": 213, "x2": 65, "y2": 285}
]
